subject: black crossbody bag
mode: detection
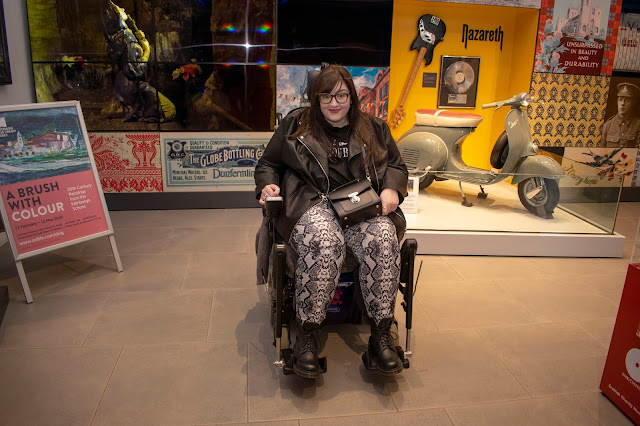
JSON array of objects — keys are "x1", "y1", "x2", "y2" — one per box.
[{"x1": 327, "y1": 178, "x2": 381, "y2": 229}]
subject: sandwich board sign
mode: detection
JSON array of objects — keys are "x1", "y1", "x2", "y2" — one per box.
[{"x1": 0, "y1": 101, "x2": 122, "y2": 303}]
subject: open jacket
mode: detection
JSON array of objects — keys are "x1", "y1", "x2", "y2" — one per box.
[{"x1": 255, "y1": 108, "x2": 409, "y2": 242}]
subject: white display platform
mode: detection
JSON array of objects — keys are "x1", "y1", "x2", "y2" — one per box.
[{"x1": 405, "y1": 179, "x2": 625, "y2": 257}]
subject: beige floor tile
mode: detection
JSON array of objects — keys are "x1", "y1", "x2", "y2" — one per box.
[
  {"x1": 146, "y1": 208, "x2": 228, "y2": 228},
  {"x1": 445, "y1": 394, "x2": 598, "y2": 425},
  {"x1": 81, "y1": 228, "x2": 172, "y2": 255},
  {"x1": 389, "y1": 329, "x2": 529, "y2": 410},
  {"x1": 441, "y1": 256, "x2": 542, "y2": 280},
  {"x1": 208, "y1": 287, "x2": 271, "y2": 343},
  {"x1": 224, "y1": 207, "x2": 264, "y2": 226},
  {"x1": 414, "y1": 255, "x2": 464, "y2": 283},
  {"x1": 415, "y1": 279, "x2": 537, "y2": 330},
  {"x1": 571, "y1": 391, "x2": 635, "y2": 425},
  {"x1": 576, "y1": 272, "x2": 628, "y2": 305},
  {"x1": 165, "y1": 226, "x2": 248, "y2": 254},
  {"x1": 0, "y1": 293, "x2": 108, "y2": 347},
  {"x1": 300, "y1": 408, "x2": 453, "y2": 425},
  {"x1": 108, "y1": 209, "x2": 160, "y2": 228},
  {"x1": 183, "y1": 252, "x2": 257, "y2": 290},
  {"x1": 614, "y1": 217, "x2": 639, "y2": 239},
  {"x1": 477, "y1": 323, "x2": 606, "y2": 397},
  {"x1": 51, "y1": 254, "x2": 188, "y2": 294},
  {"x1": 85, "y1": 291, "x2": 212, "y2": 346},
  {"x1": 579, "y1": 317, "x2": 616, "y2": 348},
  {"x1": 0, "y1": 347, "x2": 120, "y2": 425},
  {"x1": 93, "y1": 343, "x2": 247, "y2": 425},
  {"x1": 247, "y1": 337, "x2": 397, "y2": 422},
  {"x1": 496, "y1": 276, "x2": 619, "y2": 322},
  {"x1": 530, "y1": 257, "x2": 624, "y2": 276},
  {"x1": 615, "y1": 202, "x2": 640, "y2": 219}
]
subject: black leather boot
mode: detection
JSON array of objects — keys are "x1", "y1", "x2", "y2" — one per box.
[
  {"x1": 293, "y1": 322, "x2": 322, "y2": 378},
  {"x1": 369, "y1": 317, "x2": 403, "y2": 375}
]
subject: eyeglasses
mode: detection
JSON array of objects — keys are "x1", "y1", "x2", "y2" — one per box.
[{"x1": 318, "y1": 92, "x2": 350, "y2": 104}]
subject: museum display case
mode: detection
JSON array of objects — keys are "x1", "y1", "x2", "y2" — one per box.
[{"x1": 404, "y1": 169, "x2": 625, "y2": 257}]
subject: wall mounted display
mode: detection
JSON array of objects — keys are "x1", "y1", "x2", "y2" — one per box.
[
  {"x1": 534, "y1": 0, "x2": 620, "y2": 75},
  {"x1": 160, "y1": 132, "x2": 269, "y2": 192},
  {"x1": 89, "y1": 132, "x2": 162, "y2": 193},
  {"x1": 277, "y1": 0, "x2": 393, "y2": 66},
  {"x1": 26, "y1": 0, "x2": 276, "y2": 133},
  {"x1": 276, "y1": 65, "x2": 389, "y2": 121},
  {"x1": 0, "y1": 0, "x2": 11, "y2": 85},
  {"x1": 416, "y1": 0, "x2": 541, "y2": 8},
  {"x1": 437, "y1": 56, "x2": 480, "y2": 108},
  {"x1": 529, "y1": 72, "x2": 609, "y2": 147},
  {"x1": 613, "y1": 13, "x2": 640, "y2": 71}
]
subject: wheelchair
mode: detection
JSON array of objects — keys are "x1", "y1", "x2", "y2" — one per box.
[{"x1": 263, "y1": 196, "x2": 418, "y2": 377}]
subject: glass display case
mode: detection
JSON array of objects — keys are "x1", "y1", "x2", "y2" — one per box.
[{"x1": 404, "y1": 169, "x2": 625, "y2": 257}]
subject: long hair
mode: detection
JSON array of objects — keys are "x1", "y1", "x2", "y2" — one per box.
[{"x1": 290, "y1": 65, "x2": 384, "y2": 168}]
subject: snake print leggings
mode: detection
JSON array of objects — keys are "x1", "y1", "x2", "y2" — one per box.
[{"x1": 289, "y1": 200, "x2": 400, "y2": 325}]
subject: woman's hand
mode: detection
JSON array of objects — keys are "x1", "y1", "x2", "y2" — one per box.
[
  {"x1": 259, "y1": 184, "x2": 280, "y2": 206},
  {"x1": 380, "y1": 188, "x2": 399, "y2": 215}
]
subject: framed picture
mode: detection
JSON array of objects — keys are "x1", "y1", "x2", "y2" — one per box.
[
  {"x1": 0, "y1": 0, "x2": 11, "y2": 85},
  {"x1": 438, "y1": 56, "x2": 480, "y2": 108}
]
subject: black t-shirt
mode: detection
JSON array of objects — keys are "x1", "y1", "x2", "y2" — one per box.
[{"x1": 324, "y1": 124, "x2": 354, "y2": 190}]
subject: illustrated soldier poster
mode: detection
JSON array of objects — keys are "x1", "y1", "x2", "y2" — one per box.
[
  {"x1": 0, "y1": 102, "x2": 113, "y2": 259},
  {"x1": 161, "y1": 132, "x2": 270, "y2": 191}
]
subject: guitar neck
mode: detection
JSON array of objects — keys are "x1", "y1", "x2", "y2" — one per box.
[{"x1": 398, "y1": 46, "x2": 427, "y2": 108}]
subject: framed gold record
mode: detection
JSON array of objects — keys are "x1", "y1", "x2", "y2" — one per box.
[{"x1": 438, "y1": 56, "x2": 480, "y2": 108}]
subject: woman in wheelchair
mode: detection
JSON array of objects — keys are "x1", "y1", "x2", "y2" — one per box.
[{"x1": 255, "y1": 64, "x2": 409, "y2": 378}]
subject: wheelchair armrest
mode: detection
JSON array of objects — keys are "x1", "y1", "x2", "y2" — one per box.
[{"x1": 265, "y1": 196, "x2": 283, "y2": 218}]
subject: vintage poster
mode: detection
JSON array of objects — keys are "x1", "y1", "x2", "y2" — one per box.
[
  {"x1": 613, "y1": 13, "x2": 640, "y2": 72},
  {"x1": 535, "y1": 0, "x2": 613, "y2": 75},
  {"x1": 276, "y1": 65, "x2": 389, "y2": 122},
  {"x1": 0, "y1": 102, "x2": 111, "y2": 258},
  {"x1": 562, "y1": 146, "x2": 636, "y2": 187},
  {"x1": 161, "y1": 132, "x2": 270, "y2": 191}
]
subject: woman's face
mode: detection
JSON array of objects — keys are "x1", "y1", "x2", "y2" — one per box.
[{"x1": 319, "y1": 80, "x2": 351, "y2": 127}]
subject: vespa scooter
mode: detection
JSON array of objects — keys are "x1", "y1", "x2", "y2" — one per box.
[{"x1": 396, "y1": 92, "x2": 564, "y2": 219}]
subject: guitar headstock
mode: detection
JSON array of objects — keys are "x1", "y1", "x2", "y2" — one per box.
[{"x1": 388, "y1": 107, "x2": 406, "y2": 129}]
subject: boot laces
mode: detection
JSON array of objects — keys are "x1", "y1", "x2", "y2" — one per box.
[{"x1": 298, "y1": 328, "x2": 320, "y2": 353}]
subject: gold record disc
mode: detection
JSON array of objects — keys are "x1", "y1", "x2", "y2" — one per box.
[{"x1": 444, "y1": 61, "x2": 475, "y2": 94}]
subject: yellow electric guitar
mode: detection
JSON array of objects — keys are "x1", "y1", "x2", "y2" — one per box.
[{"x1": 389, "y1": 46, "x2": 427, "y2": 129}]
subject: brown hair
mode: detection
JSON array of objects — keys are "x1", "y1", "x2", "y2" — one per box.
[{"x1": 290, "y1": 65, "x2": 385, "y2": 168}]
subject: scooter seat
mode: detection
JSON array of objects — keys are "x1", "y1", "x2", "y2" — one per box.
[{"x1": 415, "y1": 109, "x2": 483, "y2": 128}]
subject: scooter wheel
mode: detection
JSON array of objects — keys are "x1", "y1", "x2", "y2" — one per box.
[
  {"x1": 517, "y1": 177, "x2": 560, "y2": 219},
  {"x1": 419, "y1": 174, "x2": 435, "y2": 189}
]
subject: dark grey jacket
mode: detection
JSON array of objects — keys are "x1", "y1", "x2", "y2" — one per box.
[{"x1": 254, "y1": 108, "x2": 408, "y2": 242}]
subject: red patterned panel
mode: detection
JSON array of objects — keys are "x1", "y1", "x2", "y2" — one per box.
[{"x1": 89, "y1": 132, "x2": 163, "y2": 193}]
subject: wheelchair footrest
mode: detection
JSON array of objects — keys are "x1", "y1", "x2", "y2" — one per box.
[
  {"x1": 280, "y1": 348, "x2": 327, "y2": 376},
  {"x1": 362, "y1": 346, "x2": 410, "y2": 373}
]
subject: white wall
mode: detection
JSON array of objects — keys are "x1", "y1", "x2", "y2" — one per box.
[{"x1": 0, "y1": 1, "x2": 35, "y2": 106}]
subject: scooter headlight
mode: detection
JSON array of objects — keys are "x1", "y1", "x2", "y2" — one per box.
[{"x1": 522, "y1": 93, "x2": 532, "y2": 106}]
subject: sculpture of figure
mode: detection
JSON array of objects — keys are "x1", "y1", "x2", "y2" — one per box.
[{"x1": 101, "y1": 0, "x2": 175, "y2": 123}]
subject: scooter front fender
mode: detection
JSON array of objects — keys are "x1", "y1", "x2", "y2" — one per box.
[{"x1": 512, "y1": 155, "x2": 564, "y2": 184}]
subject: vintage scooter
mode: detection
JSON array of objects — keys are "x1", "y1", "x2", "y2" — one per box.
[{"x1": 396, "y1": 92, "x2": 564, "y2": 218}]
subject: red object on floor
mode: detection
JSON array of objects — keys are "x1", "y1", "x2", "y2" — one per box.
[{"x1": 600, "y1": 263, "x2": 640, "y2": 424}]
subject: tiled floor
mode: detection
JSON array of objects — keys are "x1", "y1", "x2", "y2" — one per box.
[{"x1": 0, "y1": 204, "x2": 638, "y2": 425}]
